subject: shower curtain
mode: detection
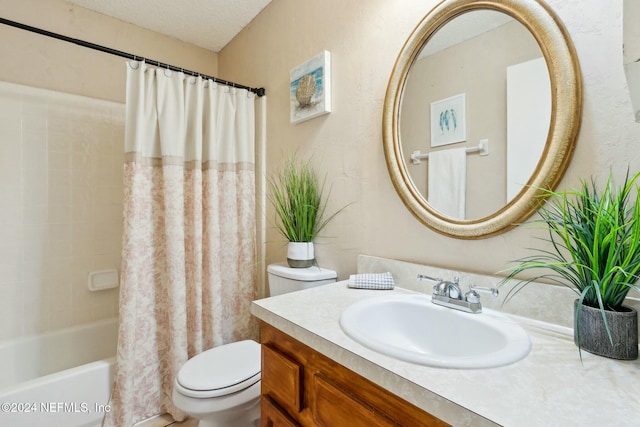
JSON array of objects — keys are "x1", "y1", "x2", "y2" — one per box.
[{"x1": 104, "y1": 62, "x2": 258, "y2": 427}]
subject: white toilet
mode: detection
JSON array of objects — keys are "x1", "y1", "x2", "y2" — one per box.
[{"x1": 172, "y1": 263, "x2": 337, "y2": 427}]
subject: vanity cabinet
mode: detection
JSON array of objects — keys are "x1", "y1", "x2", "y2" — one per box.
[{"x1": 260, "y1": 322, "x2": 450, "y2": 427}]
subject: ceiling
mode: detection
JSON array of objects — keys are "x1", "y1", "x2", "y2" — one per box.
[{"x1": 67, "y1": 0, "x2": 273, "y2": 52}]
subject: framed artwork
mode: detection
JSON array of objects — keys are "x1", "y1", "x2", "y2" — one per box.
[
  {"x1": 290, "y1": 50, "x2": 331, "y2": 124},
  {"x1": 430, "y1": 93, "x2": 466, "y2": 147}
]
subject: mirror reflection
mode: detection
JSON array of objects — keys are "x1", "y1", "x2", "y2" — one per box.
[{"x1": 400, "y1": 11, "x2": 551, "y2": 220}]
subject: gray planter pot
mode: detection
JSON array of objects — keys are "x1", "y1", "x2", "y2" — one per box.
[{"x1": 573, "y1": 300, "x2": 638, "y2": 360}]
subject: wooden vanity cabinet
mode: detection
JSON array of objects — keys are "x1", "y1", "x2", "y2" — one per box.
[{"x1": 260, "y1": 322, "x2": 450, "y2": 427}]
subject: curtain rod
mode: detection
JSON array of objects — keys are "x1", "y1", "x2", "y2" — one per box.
[{"x1": 0, "y1": 17, "x2": 266, "y2": 97}]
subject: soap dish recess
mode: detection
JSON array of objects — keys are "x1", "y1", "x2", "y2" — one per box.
[{"x1": 88, "y1": 269, "x2": 119, "y2": 291}]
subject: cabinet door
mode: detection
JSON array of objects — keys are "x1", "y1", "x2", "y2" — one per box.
[
  {"x1": 262, "y1": 396, "x2": 302, "y2": 427},
  {"x1": 312, "y1": 374, "x2": 400, "y2": 427},
  {"x1": 262, "y1": 344, "x2": 302, "y2": 413}
]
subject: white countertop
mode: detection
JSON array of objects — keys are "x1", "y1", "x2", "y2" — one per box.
[{"x1": 251, "y1": 281, "x2": 640, "y2": 427}]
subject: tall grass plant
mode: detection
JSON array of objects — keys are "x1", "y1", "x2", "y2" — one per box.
[
  {"x1": 500, "y1": 170, "x2": 640, "y2": 354},
  {"x1": 269, "y1": 157, "x2": 344, "y2": 243}
]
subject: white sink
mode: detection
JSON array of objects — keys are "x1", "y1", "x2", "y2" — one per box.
[{"x1": 339, "y1": 293, "x2": 531, "y2": 369}]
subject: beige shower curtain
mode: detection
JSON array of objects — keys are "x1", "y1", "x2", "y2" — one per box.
[{"x1": 103, "y1": 62, "x2": 258, "y2": 427}]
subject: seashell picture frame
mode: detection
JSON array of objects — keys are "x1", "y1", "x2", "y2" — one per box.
[{"x1": 290, "y1": 50, "x2": 331, "y2": 124}]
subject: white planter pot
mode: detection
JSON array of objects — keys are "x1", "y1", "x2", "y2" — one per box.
[{"x1": 287, "y1": 242, "x2": 315, "y2": 268}]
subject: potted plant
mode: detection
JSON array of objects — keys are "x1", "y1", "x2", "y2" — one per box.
[
  {"x1": 268, "y1": 157, "x2": 346, "y2": 268},
  {"x1": 500, "y1": 170, "x2": 640, "y2": 360}
]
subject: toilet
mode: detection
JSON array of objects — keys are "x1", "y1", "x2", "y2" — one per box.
[{"x1": 172, "y1": 263, "x2": 337, "y2": 427}]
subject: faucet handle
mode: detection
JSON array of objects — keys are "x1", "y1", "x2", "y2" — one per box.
[
  {"x1": 464, "y1": 285, "x2": 498, "y2": 305},
  {"x1": 417, "y1": 274, "x2": 448, "y2": 296},
  {"x1": 417, "y1": 274, "x2": 440, "y2": 282},
  {"x1": 468, "y1": 285, "x2": 499, "y2": 298}
]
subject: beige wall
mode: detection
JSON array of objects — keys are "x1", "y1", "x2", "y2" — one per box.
[
  {"x1": 219, "y1": 0, "x2": 640, "y2": 285},
  {"x1": 0, "y1": 0, "x2": 218, "y2": 103}
]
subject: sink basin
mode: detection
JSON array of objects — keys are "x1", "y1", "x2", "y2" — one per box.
[{"x1": 339, "y1": 293, "x2": 531, "y2": 369}]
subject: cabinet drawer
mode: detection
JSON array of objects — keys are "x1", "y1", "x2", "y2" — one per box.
[
  {"x1": 261, "y1": 396, "x2": 301, "y2": 427},
  {"x1": 262, "y1": 344, "x2": 302, "y2": 413}
]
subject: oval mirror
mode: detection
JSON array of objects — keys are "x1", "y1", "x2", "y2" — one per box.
[{"x1": 383, "y1": 0, "x2": 582, "y2": 238}]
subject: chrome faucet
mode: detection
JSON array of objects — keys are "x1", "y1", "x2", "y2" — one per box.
[{"x1": 417, "y1": 274, "x2": 498, "y2": 314}]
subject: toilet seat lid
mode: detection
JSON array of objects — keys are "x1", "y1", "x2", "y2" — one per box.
[
  {"x1": 176, "y1": 340, "x2": 261, "y2": 398},
  {"x1": 267, "y1": 263, "x2": 337, "y2": 281}
]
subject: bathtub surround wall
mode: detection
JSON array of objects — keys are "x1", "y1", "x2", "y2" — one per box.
[
  {"x1": 219, "y1": 0, "x2": 640, "y2": 281},
  {"x1": 0, "y1": 81, "x2": 123, "y2": 341}
]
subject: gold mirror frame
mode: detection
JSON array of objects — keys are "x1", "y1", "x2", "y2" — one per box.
[{"x1": 383, "y1": 0, "x2": 582, "y2": 239}]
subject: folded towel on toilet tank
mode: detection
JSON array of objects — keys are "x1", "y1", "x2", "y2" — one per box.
[{"x1": 347, "y1": 272, "x2": 395, "y2": 290}]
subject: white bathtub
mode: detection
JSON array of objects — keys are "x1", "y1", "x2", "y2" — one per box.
[{"x1": 0, "y1": 318, "x2": 118, "y2": 427}]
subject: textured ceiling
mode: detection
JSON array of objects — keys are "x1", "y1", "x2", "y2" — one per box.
[{"x1": 67, "y1": 0, "x2": 272, "y2": 52}]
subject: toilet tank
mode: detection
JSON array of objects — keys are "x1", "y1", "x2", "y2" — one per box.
[{"x1": 267, "y1": 263, "x2": 337, "y2": 296}]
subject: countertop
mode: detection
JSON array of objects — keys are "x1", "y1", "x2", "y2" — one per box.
[{"x1": 250, "y1": 281, "x2": 640, "y2": 427}]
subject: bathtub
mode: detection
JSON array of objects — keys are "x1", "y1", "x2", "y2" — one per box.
[{"x1": 0, "y1": 318, "x2": 118, "y2": 427}]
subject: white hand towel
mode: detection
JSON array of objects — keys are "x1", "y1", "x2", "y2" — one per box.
[
  {"x1": 348, "y1": 272, "x2": 395, "y2": 290},
  {"x1": 428, "y1": 147, "x2": 467, "y2": 219}
]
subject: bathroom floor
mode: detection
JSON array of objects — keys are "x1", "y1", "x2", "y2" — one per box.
[{"x1": 135, "y1": 414, "x2": 198, "y2": 427}]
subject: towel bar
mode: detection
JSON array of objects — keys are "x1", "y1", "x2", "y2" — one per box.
[{"x1": 411, "y1": 139, "x2": 489, "y2": 165}]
